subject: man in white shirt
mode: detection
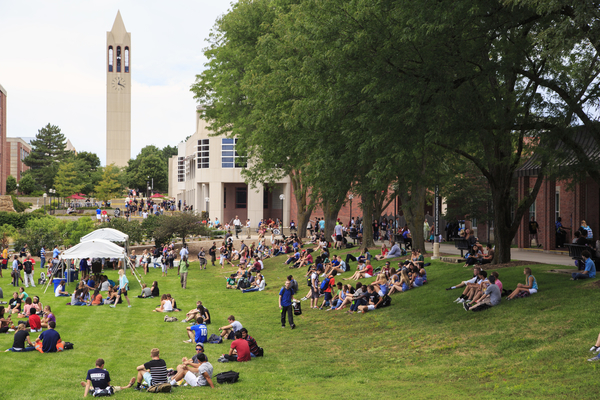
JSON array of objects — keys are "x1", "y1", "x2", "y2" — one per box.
[
  {"x1": 334, "y1": 223, "x2": 344, "y2": 250},
  {"x1": 233, "y1": 216, "x2": 242, "y2": 239},
  {"x1": 180, "y1": 245, "x2": 189, "y2": 260},
  {"x1": 246, "y1": 219, "x2": 251, "y2": 239}
]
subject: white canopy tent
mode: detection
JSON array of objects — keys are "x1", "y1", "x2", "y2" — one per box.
[
  {"x1": 80, "y1": 228, "x2": 129, "y2": 243},
  {"x1": 60, "y1": 239, "x2": 126, "y2": 260}
]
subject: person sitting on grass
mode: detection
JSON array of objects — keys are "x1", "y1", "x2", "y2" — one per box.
[
  {"x1": 81, "y1": 358, "x2": 135, "y2": 397},
  {"x1": 357, "y1": 285, "x2": 384, "y2": 314},
  {"x1": 226, "y1": 274, "x2": 237, "y2": 289},
  {"x1": 323, "y1": 255, "x2": 347, "y2": 276},
  {"x1": 480, "y1": 244, "x2": 494, "y2": 264},
  {"x1": 241, "y1": 328, "x2": 262, "y2": 357},
  {"x1": 219, "y1": 315, "x2": 243, "y2": 340},
  {"x1": 55, "y1": 280, "x2": 70, "y2": 297},
  {"x1": 458, "y1": 270, "x2": 488, "y2": 304},
  {"x1": 35, "y1": 320, "x2": 61, "y2": 353},
  {"x1": 463, "y1": 275, "x2": 501, "y2": 312},
  {"x1": 184, "y1": 317, "x2": 208, "y2": 344},
  {"x1": 374, "y1": 243, "x2": 389, "y2": 261},
  {"x1": 243, "y1": 273, "x2": 266, "y2": 293},
  {"x1": 110, "y1": 269, "x2": 131, "y2": 308},
  {"x1": 446, "y1": 266, "x2": 482, "y2": 292},
  {"x1": 506, "y1": 267, "x2": 538, "y2": 300},
  {"x1": 462, "y1": 245, "x2": 483, "y2": 267},
  {"x1": 587, "y1": 331, "x2": 600, "y2": 361},
  {"x1": 347, "y1": 282, "x2": 369, "y2": 314},
  {"x1": 5, "y1": 323, "x2": 35, "y2": 352},
  {"x1": 333, "y1": 284, "x2": 355, "y2": 311},
  {"x1": 153, "y1": 294, "x2": 173, "y2": 313},
  {"x1": 327, "y1": 282, "x2": 344, "y2": 310},
  {"x1": 168, "y1": 352, "x2": 214, "y2": 388},
  {"x1": 135, "y1": 348, "x2": 168, "y2": 390},
  {"x1": 40, "y1": 305, "x2": 55, "y2": 329},
  {"x1": 489, "y1": 271, "x2": 503, "y2": 293},
  {"x1": 386, "y1": 241, "x2": 404, "y2": 259},
  {"x1": 222, "y1": 330, "x2": 251, "y2": 362},
  {"x1": 7, "y1": 292, "x2": 22, "y2": 315},
  {"x1": 388, "y1": 270, "x2": 411, "y2": 295},
  {"x1": 345, "y1": 260, "x2": 374, "y2": 281},
  {"x1": 27, "y1": 306, "x2": 42, "y2": 332},
  {"x1": 181, "y1": 301, "x2": 209, "y2": 324},
  {"x1": 138, "y1": 283, "x2": 152, "y2": 298},
  {"x1": 571, "y1": 250, "x2": 596, "y2": 281}
]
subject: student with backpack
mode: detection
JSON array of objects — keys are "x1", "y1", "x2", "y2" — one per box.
[
  {"x1": 279, "y1": 280, "x2": 298, "y2": 329},
  {"x1": 319, "y1": 271, "x2": 337, "y2": 309},
  {"x1": 23, "y1": 254, "x2": 35, "y2": 288}
]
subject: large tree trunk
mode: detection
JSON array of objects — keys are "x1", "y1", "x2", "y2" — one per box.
[
  {"x1": 290, "y1": 171, "x2": 314, "y2": 239},
  {"x1": 399, "y1": 184, "x2": 427, "y2": 254},
  {"x1": 361, "y1": 197, "x2": 375, "y2": 248},
  {"x1": 323, "y1": 200, "x2": 342, "y2": 243}
]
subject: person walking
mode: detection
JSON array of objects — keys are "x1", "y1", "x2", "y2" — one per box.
[
  {"x1": 180, "y1": 256, "x2": 189, "y2": 289},
  {"x1": 279, "y1": 280, "x2": 298, "y2": 329},
  {"x1": 111, "y1": 269, "x2": 131, "y2": 308}
]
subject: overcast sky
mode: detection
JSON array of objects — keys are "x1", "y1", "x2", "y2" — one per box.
[{"x1": 0, "y1": 0, "x2": 234, "y2": 165}]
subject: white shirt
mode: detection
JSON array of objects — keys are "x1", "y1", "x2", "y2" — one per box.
[
  {"x1": 233, "y1": 218, "x2": 241, "y2": 227},
  {"x1": 334, "y1": 224, "x2": 343, "y2": 235}
]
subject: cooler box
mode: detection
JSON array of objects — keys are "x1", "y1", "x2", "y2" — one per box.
[
  {"x1": 67, "y1": 269, "x2": 78, "y2": 282},
  {"x1": 53, "y1": 278, "x2": 63, "y2": 293}
]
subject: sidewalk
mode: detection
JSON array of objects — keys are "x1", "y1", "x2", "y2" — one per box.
[{"x1": 435, "y1": 243, "x2": 574, "y2": 267}]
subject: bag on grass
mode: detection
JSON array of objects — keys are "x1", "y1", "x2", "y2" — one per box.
[
  {"x1": 147, "y1": 383, "x2": 172, "y2": 393},
  {"x1": 64, "y1": 342, "x2": 74, "y2": 350},
  {"x1": 293, "y1": 301, "x2": 302, "y2": 316},
  {"x1": 164, "y1": 316, "x2": 178, "y2": 322},
  {"x1": 380, "y1": 294, "x2": 392, "y2": 308},
  {"x1": 216, "y1": 370, "x2": 240, "y2": 384},
  {"x1": 208, "y1": 334, "x2": 222, "y2": 344}
]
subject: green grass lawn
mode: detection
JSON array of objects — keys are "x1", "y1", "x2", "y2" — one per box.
[{"x1": 1, "y1": 248, "x2": 599, "y2": 399}]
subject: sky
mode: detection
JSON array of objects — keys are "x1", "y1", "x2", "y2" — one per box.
[{"x1": 0, "y1": 0, "x2": 235, "y2": 165}]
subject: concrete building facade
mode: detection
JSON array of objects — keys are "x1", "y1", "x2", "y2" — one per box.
[{"x1": 106, "y1": 11, "x2": 131, "y2": 167}]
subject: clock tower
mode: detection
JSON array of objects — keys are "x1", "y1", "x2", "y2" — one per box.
[{"x1": 106, "y1": 11, "x2": 131, "y2": 167}]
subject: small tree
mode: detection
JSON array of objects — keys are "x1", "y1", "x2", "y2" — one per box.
[
  {"x1": 154, "y1": 212, "x2": 209, "y2": 246},
  {"x1": 6, "y1": 176, "x2": 16, "y2": 194},
  {"x1": 55, "y1": 162, "x2": 84, "y2": 198},
  {"x1": 18, "y1": 174, "x2": 36, "y2": 195},
  {"x1": 95, "y1": 164, "x2": 122, "y2": 204}
]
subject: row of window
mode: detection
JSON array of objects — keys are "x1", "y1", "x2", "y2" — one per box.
[
  {"x1": 177, "y1": 157, "x2": 184, "y2": 182},
  {"x1": 108, "y1": 46, "x2": 130, "y2": 73},
  {"x1": 223, "y1": 187, "x2": 247, "y2": 209}
]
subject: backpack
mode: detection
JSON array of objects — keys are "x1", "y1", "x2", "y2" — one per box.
[
  {"x1": 146, "y1": 383, "x2": 172, "y2": 393},
  {"x1": 293, "y1": 301, "x2": 302, "y2": 316},
  {"x1": 64, "y1": 342, "x2": 74, "y2": 350},
  {"x1": 17, "y1": 261, "x2": 23, "y2": 271},
  {"x1": 320, "y1": 277, "x2": 330, "y2": 292},
  {"x1": 208, "y1": 333, "x2": 222, "y2": 344},
  {"x1": 23, "y1": 261, "x2": 32, "y2": 274},
  {"x1": 216, "y1": 371, "x2": 240, "y2": 384},
  {"x1": 204, "y1": 308, "x2": 211, "y2": 324},
  {"x1": 164, "y1": 316, "x2": 178, "y2": 322},
  {"x1": 380, "y1": 294, "x2": 392, "y2": 308}
]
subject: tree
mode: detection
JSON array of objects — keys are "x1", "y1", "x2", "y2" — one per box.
[
  {"x1": 73, "y1": 151, "x2": 102, "y2": 195},
  {"x1": 95, "y1": 164, "x2": 123, "y2": 203},
  {"x1": 6, "y1": 176, "x2": 16, "y2": 194},
  {"x1": 54, "y1": 161, "x2": 84, "y2": 198},
  {"x1": 125, "y1": 146, "x2": 169, "y2": 193},
  {"x1": 18, "y1": 174, "x2": 36, "y2": 195},
  {"x1": 161, "y1": 145, "x2": 178, "y2": 162},
  {"x1": 153, "y1": 212, "x2": 209, "y2": 246},
  {"x1": 23, "y1": 123, "x2": 68, "y2": 190}
]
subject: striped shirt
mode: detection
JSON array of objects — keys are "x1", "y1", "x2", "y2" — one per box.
[
  {"x1": 40, "y1": 248, "x2": 46, "y2": 258},
  {"x1": 143, "y1": 359, "x2": 168, "y2": 386}
]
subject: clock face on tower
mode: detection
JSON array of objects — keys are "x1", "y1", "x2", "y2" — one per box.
[{"x1": 111, "y1": 76, "x2": 126, "y2": 91}]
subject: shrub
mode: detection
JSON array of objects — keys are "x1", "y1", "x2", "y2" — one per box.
[{"x1": 11, "y1": 195, "x2": 32, "y2": 213}]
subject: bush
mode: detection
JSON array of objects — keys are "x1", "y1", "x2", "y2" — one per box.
[
  {"x1": 11, "y1": 195, "x2": 32, "y2": 213},
  {"x1": 99, "y1": 218, "x2": 143, "y2": 245},
  {"x1": 0, "y1": 211, "x2": 43, "y2": 229},
  {"x1": 15, "y1": 216, "x2": 64, "y2": 255}
]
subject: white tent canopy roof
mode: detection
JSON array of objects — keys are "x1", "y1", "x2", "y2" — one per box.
[
  {"x1": 80, "y1": 228, "x2": 129, "y2": 243},
  {"x1": 60, "y1": 239, "x2": 126, "y2": 260}
]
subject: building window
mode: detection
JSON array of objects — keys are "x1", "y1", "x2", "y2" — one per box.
[
  {"x1": 224, "y1": 187, "x2": 226, "y2": 208},
  {"x1": 529, "y1": 201, "x2": 536, "y2": 221},
  {"x1": 116, "y1": 46, "x2": 121, "y2": 72},
  {"x1": 197, "y1": 139, "x2": 209, "y2": 169},
  {"x1": 108, "y1": 46, "x2": 113, "y2": 72},
  {"x1": 264, "y1": 189, "x2": 269, "y2": 209},
  {"x1": 177, "y1": 157, "x2": 185, "y2": 182},
  {"x1": 124, "y1": 47, "x2": 130, "y2": 73},
  {"x1": 221, "y1": 138, "x2": 246, "y2": 168},
  {"x1": 555, "y1": 187, "x2": 560, "y2": 222},
  {"x1": 235, "y1": 187, "x2": 247, "y2": 209}
]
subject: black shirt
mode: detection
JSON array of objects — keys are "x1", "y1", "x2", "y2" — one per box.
[
  {"x1": 368, "y1": 291, "x2": 381, "y2": 307},
  {"x1": 143, "y1": 359, "x2": 168, "y2": 386},
  {"x1": 86, "y1": 368, "x2": 111, "y2": 390},
  {"x1": 12, "y1": 330, "x2": 29, "y2": 349}
]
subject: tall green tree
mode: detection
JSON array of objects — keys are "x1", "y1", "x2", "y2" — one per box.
[
  {"x1": 18, "y1": 175, "x2": 36, "y2": 195},
  {"x1": 95, "y1": 164, "x2": 123, "y2": 203},
  {"x1": 23, "y1": 123, "x2": 68, "y2": 190},
  {"x1": 54, "y1": 161, "x2": 84, "y2": 198},
  {"x1": 126, "y1": 145, "x2": 169, "y2": 193},
  {"x1": 6, "y1": 176, "x2": 16, "y2": 194}
]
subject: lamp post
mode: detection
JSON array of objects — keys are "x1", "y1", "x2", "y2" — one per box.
[
  {"x1": 205, "y1": 197, "x2": 209, "y2": 218},
  {"x1": 43, "y1": 193, "x2": 47, "y2": 212},
  {"x1": 279, "y1": 194, "x2": 285, "y2": 227},
  {"x1": 15, "y1": 183, "x2": 19, "y2": 196},
  {"x1": 349, "y1": 194, "x2": 354, "y2": 225},
  {"x1": 147, "y1": 176, "x2": 150, "y2": 198}
]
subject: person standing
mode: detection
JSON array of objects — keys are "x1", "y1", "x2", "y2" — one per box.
[
  {"x1": 23, "y1": 253, "x2": 35, "y2": 288},
  {"x1": 233, "y1": 215, "x2": 242, "y2": 239},
  {"x1": 209, "y1": 242, "x2": 217, "y2": 267},
  {"x1": 179, "y1": 256, "x2": 189, "y2": 289},
  {"x1": 81, "y1": 358, "x2": 135, "y2": 397},
  {"x1": 111, "y1": 269, "x2": 131, "y2": 308},
  {"x1": 529, "y1": 216, "x2": 540, "y2": 247},
  {"x1": 423, "y1": 220, "x2": 430, "y2": 242},
  {"x1": 246, "y1": 219, "x2": 251, "y2": 239},
  {"x1": 12, "y1": 255, "x2": 20, "y2": 287},
  {"x1": 40, "y1": 246, "x2": 46, "y2": 269},
  {"x1": 279, "y1": 280, "x2": 297, "y2": 329}
]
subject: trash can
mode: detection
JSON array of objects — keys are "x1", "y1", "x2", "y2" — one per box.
[
  {"x1": 68, "y1": 269, "x2": 78, "y2": 282},
  {"x1": 53, "y1": 278, "x2": 63, "y2": 293}
]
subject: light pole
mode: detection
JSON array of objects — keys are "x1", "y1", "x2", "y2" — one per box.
[
  {"x1": 15, "y1": 183, "x2": 19, "y2": 196},
  {"x1": 147, "y1": 176, "x2": 150, "y2": 198},
  {"x1": 43, "y1": 192, "x2": 47, "y2": 212},
  {"x1": 205, "y1": 197, "x2": 209, "y2": 218},
  {"x1": 279, "y1": 194, "x2": 285, "y2": 227},
  {"x1": 348, "y1": 194, "x2": 354, "y2": 225}
]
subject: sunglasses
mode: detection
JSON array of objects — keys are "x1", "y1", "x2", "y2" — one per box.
[{"x1": 196, "y1": 348, "x2": 203, "y2": 351}]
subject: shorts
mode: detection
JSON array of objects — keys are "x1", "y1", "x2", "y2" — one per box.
[
  {"x1": 367, "y1": 305, "x2": 376, "y2": 311},
  {"x1": 184, "y1": 371, "x2": 202, "y2": 387},
  {"x1": 528, "y1": 288, "x2": 538, "y2": 294},
  {"x1": 311, "y1": 289, "x2": 320, "y2": 299},
  {"x1": 92, "y1": 387, "x2": 115, "y2": 397},
  {"x1": 119, "y1": 289, "x2": 127, "y2": 296},
  {"x1": 324, "y1": 292, "x2": 332, "y2": 301},
  {"x1": 142, "y1": 372, "x2": 153, "y2": 386},
  {"x1": 96, "y1": 215, "x2": 101, "y2": 220},
  {"x1": 336, "y1": 235, "x2": 343, "y2": 242},
  {"x1": 364, "y1": 273, "x2": 372, "y2": 278}
]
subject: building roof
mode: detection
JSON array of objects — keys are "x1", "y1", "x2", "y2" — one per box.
[{"x1": 516, "y1": 125, "x2": 600, "y2": 177}]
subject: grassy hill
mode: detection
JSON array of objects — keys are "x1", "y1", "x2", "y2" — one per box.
[{"x1": 0, "y1": 248, "x2": 598, "y2": 399}]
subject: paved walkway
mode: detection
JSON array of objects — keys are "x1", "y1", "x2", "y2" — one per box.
[{"x1": 434, "y1": 243, "x2": 574, "y2": 266}]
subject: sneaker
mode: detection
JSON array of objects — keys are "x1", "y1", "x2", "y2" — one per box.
[
  {"x1": 463, "y1": 303, "x2": 470, "y2": 311},
  {"x1": 457, "y1": 298, "x2": 465, "y2": 304},
  {"x1": 590, "y1": 346, "x2": 600, "y2": 353},
  {"x1": 570, "y1": 278, "x2": 575, "y2": 280},
  {"x1": 170, "y1": 381, "x2": 179, "y2": 387},
  {"x1": 291, "y1": 324, "x2": 296, "y2": 330},
  {"x1": 454, "y1": 297, "x2": 462, "y2": 303},
  {"x1": 281, "y1": 325, "x2": 285, "y2": 328},
  {"x1": 180, "y1": 320, "x2": 187, "y2": 323},
  {"x1": 446, "y1": 287, "x2": 452, "y2": 290},
  {"x1": 183, "y1": 339, "x2": 193, "y2": 343},
  {"x1": 134, "y1": 386, "x2": 142, "y2": 391},
  {"x1": 588, "y1": 355, "x2": 600, "y2": 362},
  {"x1": 110, "y1": 305, "x2": 116, "y2": 308},
  {"x1": 128, "y1": 305, "x2": 132, "y2": 308}
]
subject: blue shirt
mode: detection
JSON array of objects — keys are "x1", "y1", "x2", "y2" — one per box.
[
  {"x1": 53, "y1": 248, "x2": 60, "y2": 258},
  {"x1": 319, "y1": 220, "x2": 325, "y2": 230},
  {"x1": 39, "y1": 329, "x2": 61, "y2": 353},
  {"x1": 279, "y1": 286, "x2": 295, "y2": 307},
  {"x1": 40, "y1": 248, "x2": 46, "y2": 258},
  {"x1": 585, "y1": 258, "x2": 596, "y2": 278},
  {"x1": 190, "y1": 323, "x2": 208, "y2": 343}
]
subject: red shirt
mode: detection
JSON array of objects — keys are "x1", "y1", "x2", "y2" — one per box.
[
  {"x1": 29, "y1": 314, "x2": 41, "y2": 330},
  {"x1": 364, "y1": 265, "x2": 373, "y2": 276},
  {"x1": 325, "y1": 277, "x2": 335, "y2": 293},
  {"x1": 231, "y1": 338, "x2": 251, "y2": 362}
]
